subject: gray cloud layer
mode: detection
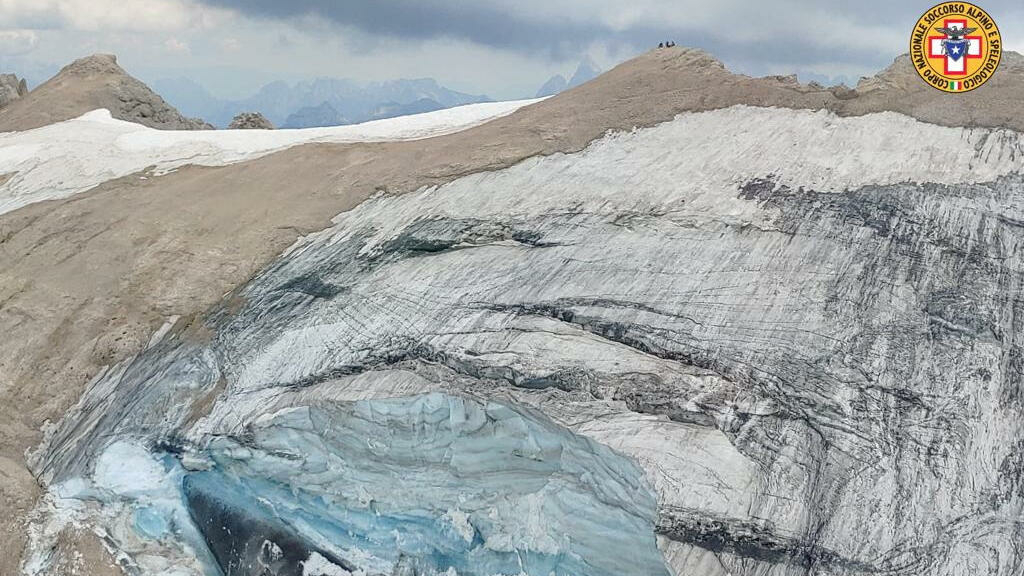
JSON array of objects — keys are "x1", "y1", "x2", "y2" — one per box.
[
  {"x1": 194, "y1": 0, "x2": 1024, "y2": 72},
  {"x1": 197, "y1": 0, "x2": 620, "y2": 58}
]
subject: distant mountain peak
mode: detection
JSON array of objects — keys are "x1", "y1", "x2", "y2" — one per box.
[
  {"x1": 282, "y1": 100, "x2": 347, "y2": 129},
  {"x1": 536, "y1": 74, "x2": 567, "y2": 98},
  {"x1": 568, "y1": 56, "x2": 602, "y2": 88},
  {"x1": 157, "y1": 76, "x2": 490, "y2": 129},
  {"x1": 535, "y1": 56, "x2": 603, "y2": 97},
  {"x1": 575, "y1": 54, "x2": 599, "y2": 71}
]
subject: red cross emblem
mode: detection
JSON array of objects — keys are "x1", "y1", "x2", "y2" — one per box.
[{"x1": 927, "y1": 19, "x2": 982, "y2": 76}]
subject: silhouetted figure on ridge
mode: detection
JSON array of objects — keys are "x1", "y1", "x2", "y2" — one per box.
[{"x1": 658, "y1": 42, "x2": 664, "y2": 48}]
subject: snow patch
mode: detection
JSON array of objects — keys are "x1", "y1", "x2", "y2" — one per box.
[{"x1": 0, "y1": 98, "x2": 542, "y2": 216}]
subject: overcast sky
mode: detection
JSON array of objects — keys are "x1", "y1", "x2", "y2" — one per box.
[{"x1": 1, "y1": 1, "x2": 1023, "y2": 99}]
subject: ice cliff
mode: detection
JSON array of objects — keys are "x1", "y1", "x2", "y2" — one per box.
[
  {"x1": 25, "y1": 104, "x2": 1024, "y2": 575},
  {"x1": 31, "y1": 394, "x2": 663, "y2": 576}
]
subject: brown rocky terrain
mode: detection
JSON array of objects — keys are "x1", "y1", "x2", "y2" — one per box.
[
  {"x1": 0, "y1": 54, "x2": 212, "y2": 132},
  {"x1": 3, "y1": 45, "x2": 1024, "y2": 574}
]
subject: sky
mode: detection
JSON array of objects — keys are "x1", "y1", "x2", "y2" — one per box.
[{"x1": 0, "y1": 0, "x2": 1023, "y2": 100}]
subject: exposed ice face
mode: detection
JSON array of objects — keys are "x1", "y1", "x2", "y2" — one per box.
[
  {"x1": 203, "y1": 394, "x2": 665, "y2": 575},
  {"x1": 32, "y1": 394, "x2": 667, "y2": 576}
]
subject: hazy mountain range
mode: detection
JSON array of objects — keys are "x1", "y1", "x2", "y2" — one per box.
[
  {"x1": 152, "y1": 57, "x2": 602, "y2": 129},
  {"x1": 152, "y1": 76, "x2": 493, "y2": 129}
]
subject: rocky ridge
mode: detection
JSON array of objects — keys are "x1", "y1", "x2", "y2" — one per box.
[{"x1": 0, "y1": 54, "x2": 212, "y2": 131}]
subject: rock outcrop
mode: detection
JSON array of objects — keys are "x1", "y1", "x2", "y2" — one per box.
[
  {"x1": 0, "y1": 74, "x2": 28, "y2": 109},
  {"x1": 0, "y1": 54, "x2": 212, "y2": 131},
  {"x1": 227, "y1": 111, "x2": 274, "y2": 130}
]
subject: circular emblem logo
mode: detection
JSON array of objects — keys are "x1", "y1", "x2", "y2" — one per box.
[{"x1": 910, "y1": 2, "x2": 1001, "y2": 93}]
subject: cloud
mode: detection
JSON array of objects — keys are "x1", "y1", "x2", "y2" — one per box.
[
  {"x1": 164, "y1": 37, "x2": 190, "y2": 54},
  {"x1": 0, "y1": 0, "x2": 233, "y2": 32},
  {"x1": 0, "y1": 29, "x2": 38, "y2": 54},
  {"x1": 193, "y1": 0, "x2": 607, "y2": 58},
  {"x1": 189, "y1": 0, "x2": 1019, "y2": 70}
]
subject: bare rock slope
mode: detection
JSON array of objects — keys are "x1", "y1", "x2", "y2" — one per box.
[
  {"x1": 0, "y1": 54, "x2": 212, "y2": 132},
  {"x1": 6, "y1": 46, "x2": 1024, "y2": 575}
]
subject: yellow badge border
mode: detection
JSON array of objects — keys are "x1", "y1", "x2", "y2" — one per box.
[{"x1": 909, "y1": 1, "x2": 1002, "y2": 93}]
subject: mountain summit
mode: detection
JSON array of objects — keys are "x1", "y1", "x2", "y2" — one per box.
[
  {"x1": 0, "y1": 54, "x2": 212, "y2": 132},
  {"x1": 568, "y1": 55, "x2": 601, "y2": 88},
  {"x1": 535, "y1": 74, "x2": 567, "y2": 98}
]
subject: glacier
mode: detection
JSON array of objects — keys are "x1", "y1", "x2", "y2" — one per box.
[{"x1": 25, "y1": 104, "x2": 1024, "y2": 576}]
